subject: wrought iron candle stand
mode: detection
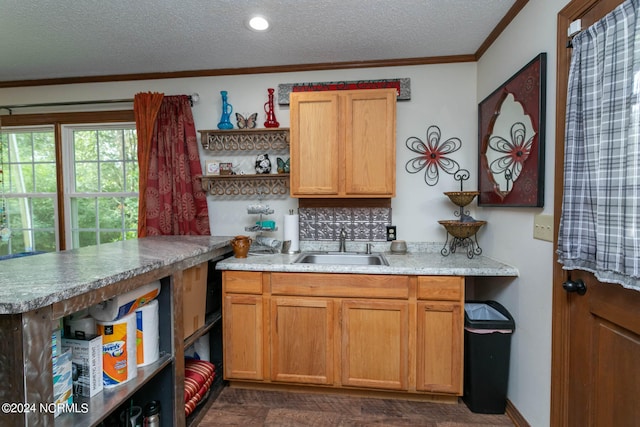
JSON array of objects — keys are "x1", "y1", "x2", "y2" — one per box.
[{"x1": 438, "y1": 170, "x2": 486, "y2": 259}]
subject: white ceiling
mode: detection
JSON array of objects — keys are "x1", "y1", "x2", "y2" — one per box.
[{"x1": 1, "y1": 0, "x2": 518, "y2": 84}]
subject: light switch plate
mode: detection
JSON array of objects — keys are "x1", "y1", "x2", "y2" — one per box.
[{"x1": 533, "y1": 214, "x2": 553, "y2": 242}]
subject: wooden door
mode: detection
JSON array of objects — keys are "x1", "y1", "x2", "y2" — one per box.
[
  {"x1": 289, "y1": 91, "x2": 341, "y2": 196},
  {"x1": 270, "y1": 296, "x2": 335, "y2": 385},
  {"x1": 343, "y1": 89, "x2": 397, "y2": 196},
  {"x1": 416, "y1": 301, "x2": 463, "y2": 394},
  {"x1": 341, "y1": 299, "x2": 409, "y2": 390},
  {"x1": 553, "y1": 1, "x2": 640, "y2": 425},
  {"x1": 223, "y1": 294, "x2": 264, "y2": 380},
  {"x1": 560, "y1": 272, "x2": 640, "y2": 426}
]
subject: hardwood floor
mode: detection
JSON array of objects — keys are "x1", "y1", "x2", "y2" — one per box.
[{"x1": 199, "y1": 387, "x2": 514, "y2": 426}]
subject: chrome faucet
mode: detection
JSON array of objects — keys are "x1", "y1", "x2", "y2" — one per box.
[{"x1": 338, "y1": 228, "x2": 347, "y2": 252}]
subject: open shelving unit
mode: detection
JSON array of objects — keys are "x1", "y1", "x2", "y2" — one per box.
[
  {"x1": 184, "y1": 253, "x2": 230, "y2": 427},
  {"x1": 198, "y1": 128, "x2": 290, "y2": 198},
  {"x1": 55, "y1": 275, "x2": 176, "y2": 427},
  {"x1": 40, "y1": 247, "x2": 233, "y2": 427}
]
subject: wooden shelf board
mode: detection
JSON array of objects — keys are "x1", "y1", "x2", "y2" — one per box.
[{"x1": 55, "y1": 354, "x2": 173, "y2": 427}]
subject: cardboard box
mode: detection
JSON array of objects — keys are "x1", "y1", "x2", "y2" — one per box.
[
  {"x1": 53, "y1": 349, "x2": 73, "y2": 418},
  {"x1": 183, "y1": 262, "x2": 208, "y2": 338},
  {"x1": 62, "y1": 334, "x2": 104, "y2": 397},
  {"x1": 52, "y1": 328, "x2": 62, "y2": 358}
]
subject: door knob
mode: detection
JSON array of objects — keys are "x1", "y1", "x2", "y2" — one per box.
[{"x1": 562, "y1": 279, "x2": 587, "y2": 295}]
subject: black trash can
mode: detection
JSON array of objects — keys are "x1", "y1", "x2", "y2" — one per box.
[{"x1": 463, "y1": 300, "x2": 515, "y2": 414}]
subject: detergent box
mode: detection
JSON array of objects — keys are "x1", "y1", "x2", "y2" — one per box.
[{"x1": 62, "y1": 334, "x2": 103, "y2": 397}]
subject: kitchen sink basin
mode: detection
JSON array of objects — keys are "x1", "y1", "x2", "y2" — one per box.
[{"x1": 294, "y1": 251, "x2": 389, "y2": 266}]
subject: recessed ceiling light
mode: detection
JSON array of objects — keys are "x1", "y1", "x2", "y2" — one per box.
[{"x1": 248, "y1": 16, "x2": 269, "y2": 31}]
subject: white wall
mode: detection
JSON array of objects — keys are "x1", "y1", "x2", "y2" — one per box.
[
  {"x1": 0, "y1": 64, "x2": 478, "y2": 240},
  {"x1": 475, "y1": 1, "x2": 567, "y2": 426}
]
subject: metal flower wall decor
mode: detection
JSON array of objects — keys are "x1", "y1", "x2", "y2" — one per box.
[{"x1": 405, "y1": 125, "x2": 462, "y2": 186}]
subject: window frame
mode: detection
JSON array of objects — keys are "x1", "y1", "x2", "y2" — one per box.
[
  {"x1": 0, "y1": 110, "x2": 135, "y2": 251},
  {"x1": 0, "y1": 124, "x2": 59, "y2": 252},
  {"x1": 62, "y1": 123, "x2": 138, "y2": 249}
]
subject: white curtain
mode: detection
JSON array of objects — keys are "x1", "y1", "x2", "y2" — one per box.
[{"x1": 557, "y1": 0, "x2": 640, "y2": 292}]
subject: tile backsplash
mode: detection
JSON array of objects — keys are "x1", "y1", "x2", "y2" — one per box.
[{"x1": 299, "y1": 207, "x2": 392, "y2": 242}]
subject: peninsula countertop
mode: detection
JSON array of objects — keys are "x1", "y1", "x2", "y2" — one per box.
[
  {"x1": 0, "y1": 235, "x2": 233, "y2": 315},
  {"x1": 217, "y1": 242, "x2": 519, "y2": 277}
]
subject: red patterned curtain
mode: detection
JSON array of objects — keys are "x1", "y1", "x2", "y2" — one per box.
[{"x1": 136, "y1": 95, "x2": 210, "y2": 236}]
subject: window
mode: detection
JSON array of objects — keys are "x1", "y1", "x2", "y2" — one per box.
[
  {"x1": 63, "y1": 125, "x2": 138, "y2": 249},
  {"x1": 0, "y1": 127, "x2": 58, "y2": 255},
  {"x1": 0, "y1": 118, "x2": 138, "y2": 254}
]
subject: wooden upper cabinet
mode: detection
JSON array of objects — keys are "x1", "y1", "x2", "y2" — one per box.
[
  {"x1": 343, "y1": 90, "x2": 397, "y2": 196},
  {"x1": 289, "y1": 89, "x2": 397, "y2": 198},
  {"x1": 290, "y1": 91, "x2": 340, "y2": 196}
]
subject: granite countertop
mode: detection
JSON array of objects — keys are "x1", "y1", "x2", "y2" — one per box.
[
  {"x1": 0, "y1": 238, "x2": 518, "y2": 315},
  {"x1": 218, "y1": 242, "x2": 519, "y2": 277},
  {"x1": 0, "y1": 236, "x2": 233, "y2": 315}
]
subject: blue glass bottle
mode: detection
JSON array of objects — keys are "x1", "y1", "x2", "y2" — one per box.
[{"x1": 217, "y1": 91, "x2": 234, "y2": 129}]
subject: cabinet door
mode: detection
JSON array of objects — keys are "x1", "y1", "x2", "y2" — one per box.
[
  {"x1": 290, "y1": 91, "x2": 341, "y2": 196},
  {"x1": 343, "y1": 89, "x2": 396, "y2": 196},
  {"x1": 416, "y1": 301, "x2": 463, "y2": 394},
  {"x1": 223, "y1": 294, "x2": 264, "y2": 380},
  {"x1": 270, "y1": 297, "x2": 335, "y2": 385},
  {"x1": 341, "y1": 299, "x2": 408, "y2": 390}
]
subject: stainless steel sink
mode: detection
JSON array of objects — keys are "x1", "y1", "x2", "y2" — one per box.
[{"x1": 294, "y1": 251, "x2": 388, "y2": 266}]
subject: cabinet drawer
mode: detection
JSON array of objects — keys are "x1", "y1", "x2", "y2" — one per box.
[
  {"x1": 271, "y1": 273, "x2": 409, "y2": 299},
  {"x1": 417, "y1": 276, "x2": 464, "y2": 301},
  {"x1": 223, "y1": 271, "x2": 263, "y2": 294}
]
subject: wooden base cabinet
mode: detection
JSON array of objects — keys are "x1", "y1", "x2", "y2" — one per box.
[
  {"x1": 270, "y1": 297, "x2": 335, "y2": 385},
  {"x1": 416, "y1": 301, "x2": 463, "y2": 394},
  {"x1": 223, "y1": 271, "x2": 265, "y2": 381},
  {"x1": 341, "y1": 299, "x2": 409, "y2": 390},
  {"x1": 222, "y1": 272, "x2": 463, "y2": 397},
  {"x1": 223, "y1": 294, "x2": 264, "y2": 380},
  {"x1": 416, "y1": 277, "x2": 464, "y2": 395}
]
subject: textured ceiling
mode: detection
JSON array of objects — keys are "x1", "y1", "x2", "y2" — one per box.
[{"x1": 0, "y1": 0, "x2": 518, "y2": 83}]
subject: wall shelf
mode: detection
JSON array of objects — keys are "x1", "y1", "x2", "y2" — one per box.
[
  {"x1": 199, "y1": 128, "x2": 289, "y2": 151},
  {"x1": 198, "y1": 128, "x2": 290, "y2": 198},
  {"x1": 200, "y1": 174, "x2": 289, "y2": 197}
]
